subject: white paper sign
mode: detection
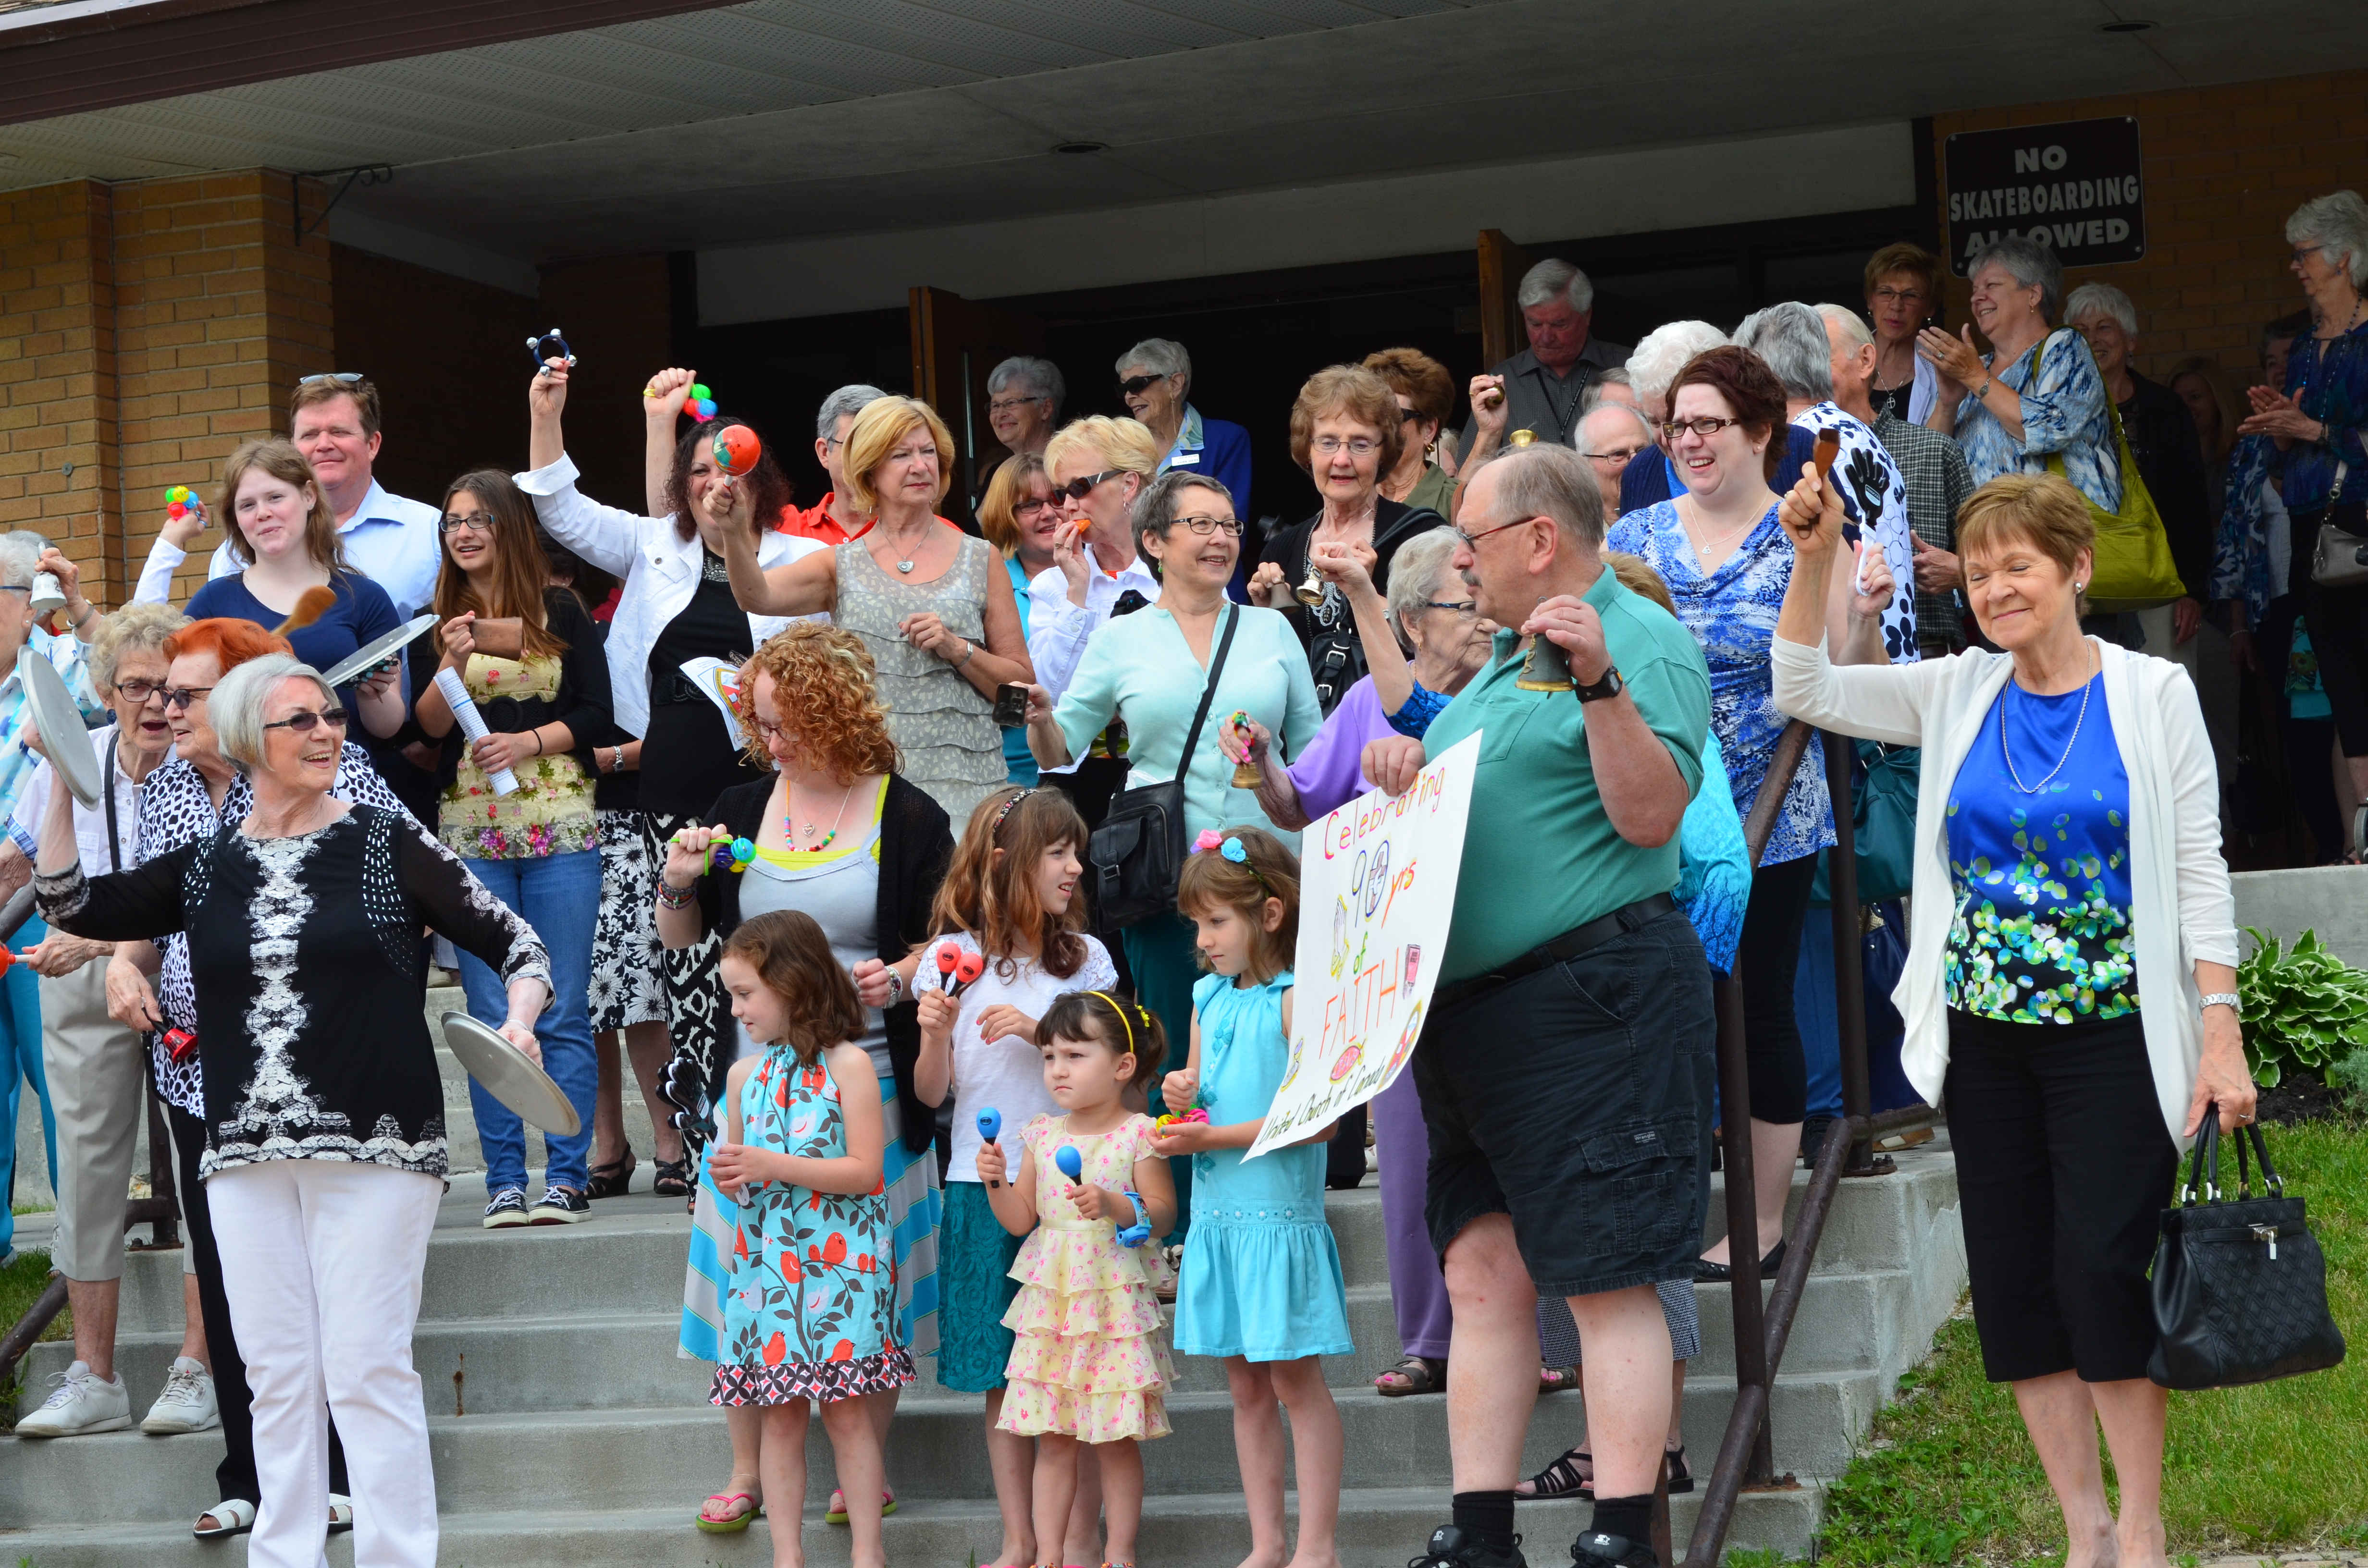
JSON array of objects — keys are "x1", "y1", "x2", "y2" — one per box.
[
  {"x1": 1246, "y1": 731, "x2": 1480, "y2": 1159},
  {"x1": 678, "y1": 657, "x2": 748, "y2": 748}
]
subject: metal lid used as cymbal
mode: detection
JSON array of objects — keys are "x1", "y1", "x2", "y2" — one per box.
[
  {"x1": 19, "y1": 646, "x2": 103, "y2": 809},
  {"x1": 319, "y1": 614, "x2": 437, "y2": 689},
  {"x1": 441, "y1": 1011, "x2": 581, "y2": 1137}
]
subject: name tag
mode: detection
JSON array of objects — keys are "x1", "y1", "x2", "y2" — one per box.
[{"x1": 1169, "y1": 452, "x2": 1201, "y2": 466}]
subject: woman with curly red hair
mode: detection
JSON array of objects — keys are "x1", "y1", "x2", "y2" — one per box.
[{"x1": 654, "y1": 622, "x2": 955, "y2": 1536}]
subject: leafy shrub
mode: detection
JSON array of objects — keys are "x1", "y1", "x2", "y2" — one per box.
[
  {"x1": 2330, "y1": 1043, "x2": 2368, "y2": 1115},
  {"x1": 2235, "y1": 927, "x2": 2368, "y2": 1087}
]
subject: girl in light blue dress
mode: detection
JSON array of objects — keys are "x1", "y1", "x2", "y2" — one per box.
[{"x1": 1152, "y1": 826, "x2": 1349, "y2": 1568}]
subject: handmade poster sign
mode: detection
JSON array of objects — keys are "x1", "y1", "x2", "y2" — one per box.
[
  {"x1": 1246, "y1": 731, "x2": 1479, "y2": 1159},
  {"x1": 678, "y1": 656, "x2": 748, "y2": 748}
]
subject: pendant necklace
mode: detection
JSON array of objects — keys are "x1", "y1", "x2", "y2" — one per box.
[
  {"x1": 783, "y1": 781, "x2": 856, "y2": 853},
  {"x1": 2000, "y1": 643, "x2": 2097, "y2": 794}
]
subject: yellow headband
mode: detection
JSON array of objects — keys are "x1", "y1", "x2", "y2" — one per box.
[{"x1": 1086, "y1": 991, "x2": 1137, "y2": 1057}]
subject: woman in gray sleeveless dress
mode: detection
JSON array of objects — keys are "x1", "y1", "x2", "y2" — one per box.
[{"x1": 710, "y1": 395, "x2": 1033, "y2": 823}]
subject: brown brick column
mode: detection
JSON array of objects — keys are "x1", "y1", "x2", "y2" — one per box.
[{"x1": 0, "y1": 179, "x2": 120, "y2": 596}]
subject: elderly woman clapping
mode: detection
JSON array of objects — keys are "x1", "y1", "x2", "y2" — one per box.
[
  {"x1": 33, "y1": 653, "x2": 551, "y2": 1568},
  {"x1": 1769, "y1": 466, "x2": 2249, "y2": 1568}
]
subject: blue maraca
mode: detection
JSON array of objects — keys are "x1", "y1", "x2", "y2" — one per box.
[
  {"x1": 1054, "y1": 1144, "x2": 1083, "y2": 1186},
  {"x1": 977, "y1": 1107, "x2": 1002, "y2": 1188}
]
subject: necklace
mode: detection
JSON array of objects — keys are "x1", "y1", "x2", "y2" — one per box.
[
  {"x1": 2000, "y1": 645, "x2": 2097, "y2": 795},
  {"x1": 1678, "y1": 495, "x2": 1760, "y2": 560},
  {"x1": 782, "y1": 780, "x2": 856, "y2": 853}
]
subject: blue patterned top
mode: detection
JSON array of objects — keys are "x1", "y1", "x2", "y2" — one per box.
[
  {"x1": 1677, "y1": 729, "x2": 1751, "y2": 975},
  {"x1": 1954, "y1": 329, "x2": 2122, "y2": 514},
  {"x1": 1387, "y1": 681, "x2": 1451, "y2": 738},
  {"x1": 1793, "y1": 404, "x2": 1919, "y2": 663},
  {"x1": 2277, "y1": 318, "x2": 2368, "y2": 514},
  {"x1": 1606, "y1": 500, "x2": 1834, "y2": 865},
  {"x1": 1943, "y1": 670, "x2": 2137, "y2": 1025},
  {"x1": 0, "y1": 626, "x2": 102, "y2": 823},
  {"x1": 2208, "y1": 436, "x2": 2286, "y2": 623}
]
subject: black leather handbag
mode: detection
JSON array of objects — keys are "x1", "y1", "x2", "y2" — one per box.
[
  {"x1": 2147, "y1": 1110, "x2": 2346, "y2": 1390},
  {"x1": 1087, "y1": 604, "x2": 1239, "y2": 929}
]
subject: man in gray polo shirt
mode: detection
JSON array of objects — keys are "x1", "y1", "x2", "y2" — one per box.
[{"x1": 1462, "y1": 258, "x2": 1631, "y2": 466}]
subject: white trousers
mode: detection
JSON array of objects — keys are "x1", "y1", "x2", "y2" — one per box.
[{"x1": 208, "y1": 1160, "x2": 442, "y2": 1568}]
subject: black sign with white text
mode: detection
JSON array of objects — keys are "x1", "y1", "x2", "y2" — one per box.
[{"x1": 1943, "y1": 117, "x2": 2146, "y2": 275}]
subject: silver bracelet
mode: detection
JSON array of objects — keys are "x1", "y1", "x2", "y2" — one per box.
[
  {"x1": 885, "y1": 968, "x2": 904, "y2": 1006},
  {"x1": 2199, "y1": 992, "x2": 2241, "y2": 1016}
]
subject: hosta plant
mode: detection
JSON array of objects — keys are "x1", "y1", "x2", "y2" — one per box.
[{"x1": 2234, "y1": 926, "x2": 2368, "y2": 1087}]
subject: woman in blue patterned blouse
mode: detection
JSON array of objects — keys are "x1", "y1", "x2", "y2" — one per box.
[
  {"x1": 1919, "y1": 237, "x2": 2121, "y2": 515},
  {"x1": 2237, "y1": 191, "x2": 2368, "y2": 846},
  {"x1": 1605, "y1": 345, "x2": 1895, "y2": 1284}
]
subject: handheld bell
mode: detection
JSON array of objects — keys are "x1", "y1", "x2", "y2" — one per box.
[
  {"x1": 1228, "y1": 711, "x2": 1262, "y2": 788},
  {"x1": 1294, "y1": 564, "x2": 1327, "y2": 606}
]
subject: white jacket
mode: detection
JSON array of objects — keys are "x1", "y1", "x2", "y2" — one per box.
[
  {"x1": 1771, "y1": 635, "x2": 2236, "y2": 1146},
  {"x1": 515, "y1": 454, "x2": 824, "y2": 739}
]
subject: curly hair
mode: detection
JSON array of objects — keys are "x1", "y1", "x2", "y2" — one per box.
[
  {"x1": 659, "y1": 414, "x2": 794, "y2": 546},
  {"x1": 1665, "y1": 345, "x2": 1790, "y2": 483},
  {"x1": 1362, "y1": 346, "x2": 1456, "y2": 431},
  {"x1": 733, "y1": 623, "x2": 900, "y2": 782},
  {"x1": 1289, "y1": 364, "x2": 1403, "y2": 478},
  {"x1": 1176, "y1": 825, "x2": 1300, "y2": 985}
]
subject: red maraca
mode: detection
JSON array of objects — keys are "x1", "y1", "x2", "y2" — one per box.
[
  {"x1": 935, "y1": 943, "x2": 962, "y2": 992},
  {"x1": 712, "y1": 423, "x2": 761, "y2": 479},
  {"x1": 950, "y1": 950, "x2": 987, "y2": 1000}
]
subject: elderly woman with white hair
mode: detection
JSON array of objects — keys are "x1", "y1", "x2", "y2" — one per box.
[
  {"x1": 1118, "y1": 337, "x2": 1254, "y2": 523},
  {"x1": 2237, "y1": 190, "x2": 2368, "y2": 841},
  {"x1": 983, "y1": 355, "x2": 1063, "y2": 485},
  {"x1": 32, "y1": 652, "x2": 551, "y2": 1568}
]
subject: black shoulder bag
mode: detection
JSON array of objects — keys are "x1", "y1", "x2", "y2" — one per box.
[
  {"x1": 2147, "y1": 1108, "x2": 2346, "y2": 1390},
  {"x1": 1087, "y1": 604, "x2": 1239, "y2": 929}
]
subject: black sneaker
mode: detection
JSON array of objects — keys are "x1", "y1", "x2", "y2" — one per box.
[
  {"x1": 482, "y1": 1188, "x2": 529, "y2": 1229},
  {"x1": 527, "y1": 1185, "x2": 592, "y2": 1225},
  {"x1": 1409, "y1": 1525, "x2": 1526, "y2": 1568},
  {"x1": 1570, "y1": 1531, "x2": 1658, "y2": 1568}
]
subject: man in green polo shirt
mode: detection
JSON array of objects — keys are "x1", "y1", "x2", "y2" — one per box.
[{"x1": 1367, "y1": 444, "x2": 1715, "y2": 1568}]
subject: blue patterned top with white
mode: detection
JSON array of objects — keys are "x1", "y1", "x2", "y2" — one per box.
[{"x1": 1953, "y1": 329, "x2": 2122, "y2": 514}]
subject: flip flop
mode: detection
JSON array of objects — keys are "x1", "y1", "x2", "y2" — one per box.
[
  {"x1": 695, "y1": 1491, "x2": 762, "y2": 1533},
  {"x1": 192, "y1": 1498, "x2": 256, "y2": 1539},
  {"x1": 824, "y1": 1485, "x2": 897, "y2": 1524}
]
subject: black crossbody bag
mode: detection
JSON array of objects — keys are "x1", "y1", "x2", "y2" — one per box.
[{"x1": 1087, "y1": 604, "x2": 1238, "y2": 928}]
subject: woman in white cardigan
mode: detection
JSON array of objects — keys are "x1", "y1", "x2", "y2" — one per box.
[{"x1": 1768, "y1": 469, "x2": 2254, "y2": 1568}]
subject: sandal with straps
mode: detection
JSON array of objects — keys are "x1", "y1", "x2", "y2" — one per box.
[
  {"x1": 652, "y1": 1156, "x2": 691, "y2": 1199},
  {"x1": 1517, "y1": 1445, "x2": 1593, "y2": 1500},
  {"x1": 1374, "y1": 1354, "x2": 1445, "y2": 1396},
  {"x1": 586, "y1": 1144, "x2": 637, "y2": 1200},
  {"x1": 192, "y1": 1498, "x2": 256, "y2": 1539}
]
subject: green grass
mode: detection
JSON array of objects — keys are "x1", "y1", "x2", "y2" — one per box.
[
  {"x1": 1815, "y1": 1119, "x2": 2368, "y2": 1566},
  {"x1": 0, "y1": 1246, "x2": 68, "y2": 1346}
]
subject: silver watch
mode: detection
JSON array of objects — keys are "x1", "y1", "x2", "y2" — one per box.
[{"x1": 2198, "y1": 992, "x2": 2241, "y2": 1016}]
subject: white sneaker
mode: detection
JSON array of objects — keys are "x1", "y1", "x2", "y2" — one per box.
[
  {"x1": 142, "y1": 1357, "x2": 221, "y2": 1435},
  {"x1": 15, "y1": 1360, "x2": 133, "y2": 1437}
]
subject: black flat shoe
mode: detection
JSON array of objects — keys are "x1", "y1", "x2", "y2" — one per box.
[{"x1": 1693, "y1": 1237, "x2": 1786, "y2": 1283}]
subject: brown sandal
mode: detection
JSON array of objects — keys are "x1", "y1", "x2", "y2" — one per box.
[{"x1": 1373, "y1": 1354, "x2": 1445, "y2": 1396}]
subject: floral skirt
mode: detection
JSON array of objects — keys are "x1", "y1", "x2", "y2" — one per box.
[{"x1": 588, "y1": 808, "x2": 666, "y2": 1033}]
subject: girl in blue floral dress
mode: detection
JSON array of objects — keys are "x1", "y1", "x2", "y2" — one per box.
[
  {"x1": 1153, "y1": 827, "x2": 1351, "y2": 1568},
  {"x1": 707, "y1": 910, "x2": 915, "y2": 1567}
]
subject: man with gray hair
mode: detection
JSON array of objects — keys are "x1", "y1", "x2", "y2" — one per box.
[
  {"x1": 1461, "y1": 257, "x2": 1631, "y2": 466},
  {"x1": 1734, "y1": 301, "x2": 1918, "y2": 661},
  {"x1": 778, "y1": 382, "x2": 889, "y2": 545},
  {"x1": 982, "y1": 355, "x2": 1063, "y2": 487},
  {"x1": 1368, "y1": 442, "x2": 1713, "y2": 1568},
  {"x1": 1573, "y1": 401, "x2": 1655, "y2": 521}
]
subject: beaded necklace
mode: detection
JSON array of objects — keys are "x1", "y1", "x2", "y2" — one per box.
[{"x1": 782, "y1": 781, "x2": 855, "y2": 854}]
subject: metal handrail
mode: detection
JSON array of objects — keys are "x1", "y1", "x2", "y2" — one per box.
[{"x1": 1679, "y1": 726, "x2": 1942, "y2": 1566}]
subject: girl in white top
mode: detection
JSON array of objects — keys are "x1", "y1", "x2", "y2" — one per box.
[{"x1": 912, "y1": 785, "x2": 1117, "y2": 1568}]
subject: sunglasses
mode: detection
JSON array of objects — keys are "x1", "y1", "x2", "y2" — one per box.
[
  {"x1": 297, "y1": 372, "x2": 366, "y2": 387},
  {"x1": 1118, "y1": 373, "x2": 1169, "y2": 398},
  {"x1": 1056, "y1": 469, "x2": 1126, "y2": 501},
  {"x1": 261, "y1": 709, "x2": 351, "y2": 735},
  {"x1": 162, "y1": 686, "x2": 214, "y2": 711}
]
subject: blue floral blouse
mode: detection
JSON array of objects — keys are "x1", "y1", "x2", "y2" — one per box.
[
  {"x1": 2276, "y1": 318, "x2": 2368, "y2": 514},
  {"x1": 2209, "y1": 436, "x2": 2287, "y2": 623},
  {"x1": 1953, "y1": 329, "x2": 2122, "y2": 514},
  {"x1": 1605, "y1": 500, "x2": 1835, "y2": 866},
  {"x1": 1943, "y1": 671, "x2": 2137, "y2": 1025},
  {"x1": 1793, "y1": 404, "x2": 1920, "y2": 663}
]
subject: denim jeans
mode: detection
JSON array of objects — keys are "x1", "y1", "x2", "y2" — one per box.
[
  {"x1": 0, "y1": 912, "x2": 54, "y2": 1260},
  {"x1": 455, "y1": 850, "x2": 599, "y2": 1196}
]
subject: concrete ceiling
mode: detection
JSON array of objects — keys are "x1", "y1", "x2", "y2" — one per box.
[{"x1": 0, "y1": 0, "x2": 2360, "y2": 269}]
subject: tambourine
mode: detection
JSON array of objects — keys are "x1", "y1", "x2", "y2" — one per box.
[{"x1": 527, "y1": 328, "x2": 577, "y2": 374}]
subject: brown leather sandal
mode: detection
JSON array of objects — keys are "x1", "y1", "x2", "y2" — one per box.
[{"x1": 1373, "y1": 1354, "x2": 1445, "y2": 1396}]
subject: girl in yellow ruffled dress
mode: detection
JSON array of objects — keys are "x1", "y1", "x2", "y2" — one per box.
[{"x1": 974, "y1": 990, "x2": 1177, "y2": 1568}]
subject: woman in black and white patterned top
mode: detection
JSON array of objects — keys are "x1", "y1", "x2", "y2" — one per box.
[{"x1": 35, "y1": 653, "x2": 549, "y2": 1568}]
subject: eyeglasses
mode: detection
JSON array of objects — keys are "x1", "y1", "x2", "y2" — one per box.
[
  {"x1": 261, "y1": 709, "x2": 350, "y2": 735},
  {"x1": 0, "y1": 586, "x2": 28, "y2": 598},
  {"x1": 440, "y1": 511, "x2": 496, "y2": 534},
  {"x1": 1169, "y1": 514, "x2": 1244, "y2": 537},
  {"x1": 1582, "y1": 446, "x2": 1645, "y2": 466},
  {"x1": 162, "y1": 686, "x2": 215, "y2": 711},
  {"x1": 1869, "y1": 287, "x2": 1929, "y2": 306},
  {"x1": 1311, "y1": 436, "x2": 1380, "y2": 457},
  {"x1": 1661, "y1": 416, "x2": 1745, "y2": 441},
  {"x1": 1422, "y1": 600, "x2": 1478, "y2": 619},
  {"x1": 1118, "y1": 373, "x2": 1170, "y2": 397},
  {"x1": 1397, "y1": 406, "x2": 1423, "y2": 423},
  {"x1": 2292, "y1": 244, "x2": 2325, "y2": 266},
  {"x1": 988, "y1": 395, "x2": 1046, "y2": 414},
  {"x1": 114, "y1": 679, "x2": 166, "y2": 704},
  {"x1": 752, "y1": 717, "x2": 786, "y2": 742},
  {"x1": 1452, "y1": 517, "x2": 1535, "y2": 549},
  {"x1": 297, "y1": 372, "x2": 366, "y2": 386},
  {"x1": 1014, "y1": 496, "x2": 1058, "y2": 516},
  {"x1": 1056, "y1": 469, "x2": 1125, "y2": 500}
]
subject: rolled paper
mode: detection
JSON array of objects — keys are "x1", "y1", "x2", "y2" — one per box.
[
  {"x1": 432, "y1": 667, "x2": 519, "y2": 796},
  {"x1": 1054, "y1": 1144, "x2": 1082, "y2": 1185}
]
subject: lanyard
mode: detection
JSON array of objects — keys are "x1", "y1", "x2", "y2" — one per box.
[{"x1": 101, "y1": 739, "x2": 123, "y2": 874}]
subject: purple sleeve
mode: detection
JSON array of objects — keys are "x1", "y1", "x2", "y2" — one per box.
[{"x1": 1283, "y1": 679, "x2": 1394, "y2": 821}]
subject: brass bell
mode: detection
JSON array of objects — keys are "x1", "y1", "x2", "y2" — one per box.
[
  {"x1": 1295, "y1": 565, "x2": 1327, "y2": 606},
  {"x1": 1508, "y1": 429, "x2": 1537, "y2": 448}
]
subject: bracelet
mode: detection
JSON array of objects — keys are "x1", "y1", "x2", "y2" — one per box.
[
  {"x1": 2199, "y1": 992, "x2": 2242, "y2": 1016},
  {"x1": 955, "y1": 639, "x2": 975, "y2": 669},
  {"x1": 1972, "y1": 377, "x2": 1994, "y2": 402},
  {"x1": 531, "y1": 730, "x2": 545, "y2": 756},
  {"x1": 655, "y1": 876, "x2": 698, "y2": 910},
  {"x1": 885, "y1": 968, "x2": 904, "y2": 1006}
]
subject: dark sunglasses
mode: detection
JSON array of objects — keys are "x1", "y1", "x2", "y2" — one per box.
[
  {"x1": 297, "y1": 372, "x2": 366, "y2": 387},
  {"x1": 261, "y1": 709, "x2": 351, "y2": 735},
  {"x1": 1118, "y1": 373, "x2": 1168, "y2": 397},
  {"x1": 1056, "y1": 469, "x2": 1125, "y2": 501},
  {"x1": 162, "y1": 686, "x2": 215, "y2": 711}
]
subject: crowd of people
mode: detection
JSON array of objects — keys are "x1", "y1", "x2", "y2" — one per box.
[{"x1": 2, "y1": 187, "x2": 2360, "y2": 1568}]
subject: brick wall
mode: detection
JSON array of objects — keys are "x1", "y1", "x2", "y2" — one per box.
[
  {"x1": 332, "y1": 243, "x2": 536, "y2": 507},
  {"x1": 537, "y1": 255, "x2": 673, "y2": 508},
  {"x1": 0, "y1": 179, "x2": 117, "y2": 591},
  {"x1": 1933, "y1": 71, "x2": 2368, "y2": 383}
]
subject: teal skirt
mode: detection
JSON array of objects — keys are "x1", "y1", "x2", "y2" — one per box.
[{"x1": 936, "y1": 1179, "x2": 1026, "y2": 1392}]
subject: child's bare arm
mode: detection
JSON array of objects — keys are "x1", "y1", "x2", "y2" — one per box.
[
  {"x1": 982, "y1": 1128, "x2": 1040, "y2": 1237},
  {"x1": 1130, "y1": 1147, "x2": 1178, "y2": 1237}
]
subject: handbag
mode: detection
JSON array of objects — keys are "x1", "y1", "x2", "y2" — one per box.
[
  {"x1": 2032, "y1": 332, "x2": 2183, "y2": 611},
  {"x1": 1809, "y1": 739, "x2": 1919, "y2": 907},
  {"x1": 2147, "y1": 1109, "x2": 2347, "y2": 1390},
  {"x1": 2309, "y1": 462, "x2": 2368, "y2": 587},
  {"x1": 1086, "y1": 603, "x2": 1240, "y2": 928}
]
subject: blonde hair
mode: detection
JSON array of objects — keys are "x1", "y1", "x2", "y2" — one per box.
[
  {"x1": 1043, "y1": 415, "x2": 1162, "y2": 482},
  {"x1": 1957, "y1": 474, "x2": 2096, "y2": 610},
  {"x1": 977, "y1": 453, "x2": 1049, "y2": 555},
  {"x1": 841, "y1": 396, "x2": 955, "y2": 515},
  {"x1": 91, "y1": 602, "x2": 189, "y2": 693}
]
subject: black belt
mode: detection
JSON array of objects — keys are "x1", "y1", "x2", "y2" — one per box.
[{"x1": 1431, "y1": 893, "x2": 1676, "y2": 1014}]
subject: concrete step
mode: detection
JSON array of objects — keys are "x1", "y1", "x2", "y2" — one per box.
[{"x1": 0, "y1": 1483, "x2": 1832, "y2": 1567}]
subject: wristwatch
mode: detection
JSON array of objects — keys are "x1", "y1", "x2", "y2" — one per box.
[
  {"x1": 885, "y1": 968, "x2": 905, "y2": 1006},
  {"x1": 1573, "y1": 664, "x2": 1625, "y2": 704},
  {"x1": 2198, "y1": 992, "x2": 2241, "y2": 1016}
]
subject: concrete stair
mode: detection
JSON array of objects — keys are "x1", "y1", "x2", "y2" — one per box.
[{"x1": 4, "y1": 987, "x2": 1965, "y2": 1565}]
